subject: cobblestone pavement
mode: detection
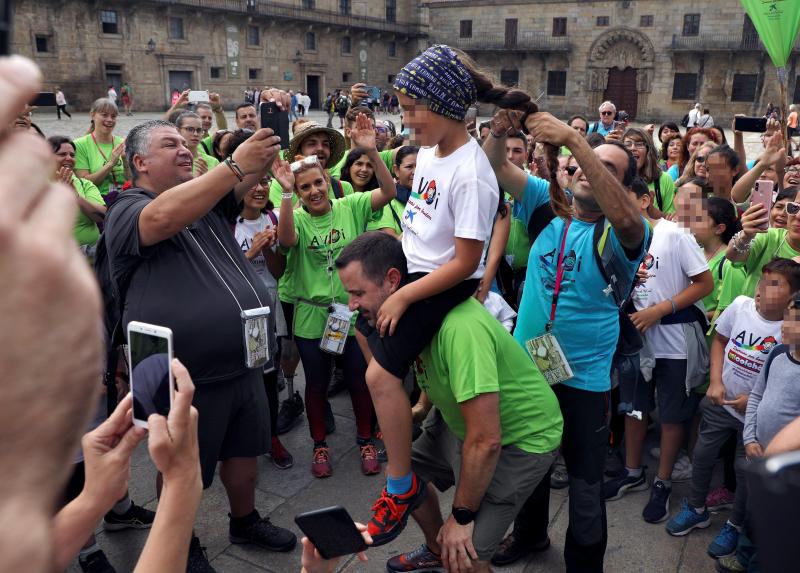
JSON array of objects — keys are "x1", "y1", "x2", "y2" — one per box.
[{"x1": 55, "y1": 109, "x2": 740, "y2": 572}]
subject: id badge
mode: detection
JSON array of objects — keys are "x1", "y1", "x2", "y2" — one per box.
[
  {"x1": 241, "y1": 306, "x2": 271, "y2": 368},
  {"x1": 320, "y1": 302, "x2": 353, "y2": 355},
  {"x1": 525, "y1": 332, "x2": 574, "y2": 386}
]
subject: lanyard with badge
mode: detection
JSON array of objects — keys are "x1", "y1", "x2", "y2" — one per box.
[
  {"x1": 525, "y1": 219, "x2": 575, "y2": 385},
  {"x1": 308, "y1": 212, "x2": 353, "y2": 355},
  {"x1": 91, "y1": 133, "x2": 123, "y2": 193},
  {"x1": 187, "y1": 223, "x2": 272, "y2": 369}
]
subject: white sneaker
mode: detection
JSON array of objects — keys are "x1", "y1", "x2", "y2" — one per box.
[
  {"x1": 671, "y1": 454, "x2": 693, "y2": 482},
  {"x1": 650, "y1": 446, "x2": 661, "y2": 459}
]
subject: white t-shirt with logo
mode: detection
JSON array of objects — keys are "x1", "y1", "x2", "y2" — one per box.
[
  {"x1": 632, "y1": 219, "x2": 708, "y2": 359},
  {"x1": 714, "y1": 295, "x2": 782, "y2": 421},
  {"x1": 401, "y1": 138, "x2": 499, "y2": 279}
]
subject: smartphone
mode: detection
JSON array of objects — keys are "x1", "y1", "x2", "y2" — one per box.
[
  {"x1": 188, "y1": 90, "x2": 209, "y2": 103},
  {"x1": 734, "y1": 116, "x2": 768, "y2": 133},
  {"x1": 751, "y1": 179, "x2": 775, "y2": 230},
  {"x1": 294, "y1": 506, "x2": 367, "y2": 560},
  {"x1": 29, "y1": 92, "x2": 57, "y2": 107},
  {"x1": 612, "y1": 120, "x2": 625, "y2": 131},
  {"x1": 260, "y1": 101, "x2": 290, "y2": 149},
  {"x1": 127, "y1": 321, "x2": 174, "y2": 429},
  {"x1": 464, "y1": 106, "x2": 478, "y2": 124},
  {"x1": 364, "y1": 85, "x2": 381, "y2": 101}
]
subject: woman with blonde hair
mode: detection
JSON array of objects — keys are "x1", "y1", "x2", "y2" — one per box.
[{"x1": 73, "y1": 98, "x2": 127, "y2": 198}]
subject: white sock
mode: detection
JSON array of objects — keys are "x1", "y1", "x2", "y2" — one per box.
[
  {"x1": 655, "y1": 476, "x2": 672, "y2": 489},
  {"x1": 728, "y1": 520, "x2": 742, "y2": 532},
  {"x1": 626, "y1": 466, "x2": 643, "y2": 478},
  {"x1": 111, "y1": 495, "x2": 132, "y2": 515},
  {"x1": 79, "y1": 542, "x2": 100, "y2": 560}
]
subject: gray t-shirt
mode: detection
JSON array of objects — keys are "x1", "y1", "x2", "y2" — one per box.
[
  {"x1": 743, "y1": 345, "x2": 800, "y2": 447},
  {"x1": 104, "y1": 188, "x2": 270, "y2": 384}
]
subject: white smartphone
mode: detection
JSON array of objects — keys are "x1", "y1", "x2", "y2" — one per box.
[
  {"x1": 188, "y1": 90, "x2": 209, "y2": 103},
  {"x1": 127, "y1": 321, "x2": 174, "y2": 429}
]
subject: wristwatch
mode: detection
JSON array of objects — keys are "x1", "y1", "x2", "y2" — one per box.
[{"x1": 451, "y1": 506, "x2": 477, "y2": 525}]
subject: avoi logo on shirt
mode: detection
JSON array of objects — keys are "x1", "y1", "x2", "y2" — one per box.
[{"x1": 308, "y1": 228, "x2": 345, "y2": 251}]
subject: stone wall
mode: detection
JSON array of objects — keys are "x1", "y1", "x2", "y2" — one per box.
[
  {"x1": 14, "y1": 0, "x2": 423, "y2": 110},
  {"x1": 425, "y1": 0, "x2": 800, "y2": 123}
]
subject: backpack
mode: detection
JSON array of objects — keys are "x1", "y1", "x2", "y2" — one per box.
[
  {"x1": 588, "y1": 122, "x2": 600, "y2": 134},
  {"x1": 653, "y1": 172, "x2": 663, "y2": 212},
  {"x1": 526, "y1": 203, "x2": 652, "y2": 355},
  {"x1": 335, "y1": 96, "x2": 349, "y2": 114},
  {"x1": 680, "y1": 114, "x2": 690, "y2": 128},
  {"x1": 761, "y1": 344, "x2": 788, "y2": 383}
]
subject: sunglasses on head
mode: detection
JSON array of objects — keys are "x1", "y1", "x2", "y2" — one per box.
[
  {"x1": 290, "y1": 155, "x2": 319, "y2": 172},
  {"x1": 695, "y1": 155, "x2": 707, "y2": 163}
]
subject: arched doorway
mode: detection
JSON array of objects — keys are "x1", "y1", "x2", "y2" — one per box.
[
  {"x1": 604, "y1": 67, "x2": 638, "y2": 118},
  {"x1": 586, "y1": 28, "x2": 655, "y2": 120}
]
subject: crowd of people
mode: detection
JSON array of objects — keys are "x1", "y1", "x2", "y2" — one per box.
[{"x1": 5, "y1": 38, "x2": 800, "y2": 573}]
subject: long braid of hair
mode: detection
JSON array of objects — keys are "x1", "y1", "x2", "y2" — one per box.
[{"x1": 454, "y1": 49, "x2": 571, "y2": 219}]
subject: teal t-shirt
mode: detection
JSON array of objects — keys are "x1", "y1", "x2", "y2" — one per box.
[
  {"x1": 507, "y1": 196, "x2": 531, "y2": 271},
  {"x1": 416, "y1": 297, "x2": 563, "y2": 454},
  {"x1": 513, "y1": 174, "x2": 651, "y2": 392}
]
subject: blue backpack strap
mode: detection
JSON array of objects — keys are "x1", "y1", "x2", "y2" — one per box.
[{"x1": 762, "y1": 344, "x2": 788, "y2": 384}]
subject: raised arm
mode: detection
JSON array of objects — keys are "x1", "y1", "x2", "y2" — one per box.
[
  {"x1": 526, "y1": 112, "x2": 644, "y2": 250},
  {"x1": 163, "y1": 89, "x2": 189, "y2": 120},
  {"x1": 138, "y1": 129, "x2": 280, "y2": 247},
  {"x1": 725, "y1": 203, "x2": 768, "y2": 263},
  {"x1": 481, "y1": 110, "x2": 529, "y2": 201},
  {"x1": 731, "y1": 130, "x2": 784, "y2": 203},
  {"x1": 273, "y1": 157, "x2": 298, "y2": 248},
  {"x1": 349, "y1": 112, "x2": 396, "y2": 210},
  {"x1": 209, "y1": 92, "x2": 228, "y2": 130}
]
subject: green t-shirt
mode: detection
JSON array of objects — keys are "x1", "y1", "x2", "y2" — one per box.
[
  {"x1": 506, "y1": 195, "x2": 531, "y2": 271},
  {"x1": 269, "y1": 177, "x2": 354, "y2": 208},
  {"x1": 650, "y1": 171, "x2": 676, "y2": 215},
  {"x1": 327, "y1": 149, "x2": 395, "y2": 181},
  {"x1": 284, "y1": 192, "x2": 375, "y2": 338},
  {"x1": 741, "y1": 228, "x2": 800, "y2": 298},
  {"x1": 193, "y1": 148, "x2": 220, "y2": 176},
  {"x1": 200, "y1": 135, "x2": 214, "y2": 156},
  {"x1": 72, "y1": 176, "x2": 104, "y2": 247},
  {"x1": 73, "y1": 133, "x2": 126, "y2": 196},
  {"x1": 416, "y1": 297, "x2": 563, "y2": 454},
  {"x1": 367, "y1": 198, "x2": 404, "y2": 234}
]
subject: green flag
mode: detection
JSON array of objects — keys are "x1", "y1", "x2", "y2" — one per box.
[{"x1": 740, "y1": 0, "x2": 800, "y2": 69}]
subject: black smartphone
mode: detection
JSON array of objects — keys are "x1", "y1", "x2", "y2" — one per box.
[
  {"x1": 260, "y1": 101, "x2": 290, "y2": 149},
  {"x1": 294, "y1": 506, "x2": 367, "y2": 560},
  {"x1": 734, "y1": 116, "x2": 768, "y2": 133},
  {"x1": 30, "y1": 92, "x2": 57, "y2": 107}
]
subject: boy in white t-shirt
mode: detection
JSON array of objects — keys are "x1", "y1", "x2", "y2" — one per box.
[
  {"x1": 604, "y1": 183, "x2": 713, "y2": 524},
  {"x1": 665, "y1": 259, "x2": 800, "y2": 560}
]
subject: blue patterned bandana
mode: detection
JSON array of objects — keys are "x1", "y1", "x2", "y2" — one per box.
[{"x1": 393, "y1": 45, "x2": 477, "y2": 122}]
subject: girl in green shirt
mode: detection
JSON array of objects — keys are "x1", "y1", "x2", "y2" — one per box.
[
  {"x1": 174, "y1": 111, "x2": 220, "y2": 176},
  {"x1": 73, "y1": 98, "x2": 127, "y2": 197},
  {"x1": 623, "y1": 127, "x2": 677, "y2": 215},
  {"x1": 275, "y1": 114, "x2": 396, "y2": 479}
]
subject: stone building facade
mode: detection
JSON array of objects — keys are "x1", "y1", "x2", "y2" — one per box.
[
  {"x1": 424, "y1": 0, "x2": 800, "y2": 122},
  {"x1": 13, "y1": 0, "x2": 424, "y2": 110}
]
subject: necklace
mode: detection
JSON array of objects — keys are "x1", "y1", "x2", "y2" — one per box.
[{"x1": 704, "y1": 244, "x2": 725, "y2": 261}]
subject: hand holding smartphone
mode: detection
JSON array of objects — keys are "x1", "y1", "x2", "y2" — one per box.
[
  {"x1": 734, "y1": 116, "x2": 768, "y2": 133},
  {"x1": 260, "y1": 101, "x2": 290, "y2": 149},
  {"x1": 294, "y1": 506, "x2": 367, "y2": 560},
  {"x1": 128, "y1": 322, "x2": 175, "y2": 428},
  {"x1": 751, "y1": 179, "x2": 775, "y2": 231},
  {"x1": 188, "y1": 90, "x2": 210, "y2": 103}
]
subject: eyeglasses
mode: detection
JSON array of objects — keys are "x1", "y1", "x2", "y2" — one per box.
[
  {"x1": 695, "y1": 155, "x2": 707, "y2": 163},
  {"x1": 290, "y1": 155, "x2": 319, "y2": 172},
  {"x1": 623, "y1": 140, "x2": 647, "y2": 150},
  {"x1": 179, "y1": 127, "x2": 204, "y2": 135},
  {"x1": 600, "y1": 111, "x2": 614, "y2": 116}
]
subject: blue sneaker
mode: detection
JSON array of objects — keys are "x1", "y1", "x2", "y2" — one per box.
[
  {"x1": 707, "y1": 521, "x2": 740, "y2": 558},
  {"x1": 643, "y1": 480, "x2": 672, "y2": 523},
  {"x1": 666, "y1": 499, "x2": 711, "y2": 536}
]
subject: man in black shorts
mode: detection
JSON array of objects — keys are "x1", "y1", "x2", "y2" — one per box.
[{"x1": 102, "y1": 107, "x2": 296, "y2": 572}]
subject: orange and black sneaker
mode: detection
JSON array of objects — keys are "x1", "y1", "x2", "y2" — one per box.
[
  {"x1": 311, "y1": 446, "x2": 332, "y2": 478},
  {"x1": 386, "y1": 543, "x2": 444, "y2": 572},
  {"x1": 368, "y1": 472, "x2": 427, "y2": 547},
  {"x1": 360, "y1": 442, "x2": 381, "y2": 475}
]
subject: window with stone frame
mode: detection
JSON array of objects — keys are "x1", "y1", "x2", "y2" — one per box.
[
  {"x1": 305, "y1": 32, "x2": 316, "y2": 51},
  {"x1": 248, "y1": 68, "x2": 262, "y2": 81},
  {"x1": 388, "y1": 41, "x2": 397, "y2": 58},
  {"x1": 168, "y1": 17, "x2": 184, "y2": 40},
  {"x1": 500, "y1": 69, "x2": 519, "y2": 87},
  {"x1": 682, "y1": 14, "x2": 700, "y2": 36},
  {"x1": 460, "y1": 20, "x2": 472, "y2": 38},
  {"x1": 386, "y1": 0, "x2": 397, "y2": 23},
  {"x1": 640, "y1": 15, "x2": 654, "y2": 27},
  {"x1": 35, "y1": 35, "x2": 50, "y2": 53},
  {"x1": 100, "y1": 10, "x2": 119, "y2": 34},
  {"x1": 731, "y1": 74, "x2": 758, "y2": 102},
  {"x1": 343, "y1": 72, "x2": 352, "y2": 83},
  {"x1": 210, "y1": 66, "x2": 224, "y2": 80},
  {"x1": 671, "y1": 73, "x2": 698, "y2": 100},
  {"x1": 340, "y1": 0, "x2": 351, "y2": 15},
  {"x1": 596, "y1": 16, "x2": 609, "y2": 27},
  {"x1": 341, "y1": 36, "x2": 351, "y2": 55},
  {"x1": 552, "y1": 17, "x2": 567, "y2": 37},
  {"x1": 547, "y1": 71, "x2": 567, "y2": 96},
  {"x1": 247, "y1": 25, "x2": 260, "y2": 46}
]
